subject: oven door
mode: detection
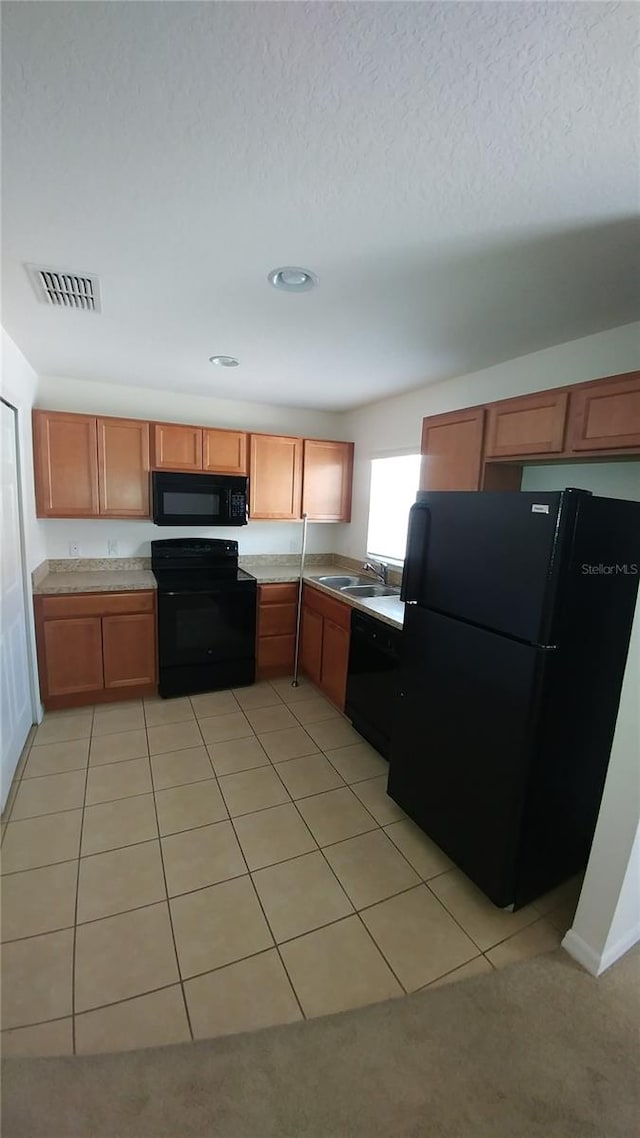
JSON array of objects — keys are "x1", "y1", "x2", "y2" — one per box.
[
  {"x1": 152, "y1": 472, "x2": 247, "y2": 526},
  {"x1": 158, "y1": 583, "x2": 256, "y2": 668}
]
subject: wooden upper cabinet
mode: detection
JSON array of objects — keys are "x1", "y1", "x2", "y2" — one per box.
[
  {"x1": 33, "y1": 411, "x2": 100, "y2": 517},
  {"x1": 203, "y1": 428, "x2": 248, "y2": 475},
  {"x1": 302, "y1": 440, "x2": 354, "y2": 522},
  {"x1": 568, "y1": 373, "x2": 640, "y2": 452},
  {"x1": 420, "y1": 408, "x2": 485, "y2": 491},
  {"x1": 249, "y1": 434, "x2": 303, "y2": 519},
  {"x1": 485, "y1": 391, "x2": 568, "y2": 458},
  {"x1": 97, "y1": 417, "x2": 150, "y2": 517},
  {"x1": 152, "y1": 422, "x2": 203, "y2": 471}
]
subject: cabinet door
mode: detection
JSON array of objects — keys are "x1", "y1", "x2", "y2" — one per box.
[
  {"x1": 257, "y1": 635, "x2": 296, "y2": 679},
  {"x1": 485, "y1": 392, "x2": 568, "y2": 457},
  {"x1": 203, "y1": 428, "x2": 248, "y2": 474},
  {"x1": 33, "y1": 411, "x2": 99, "y2": 517},
  {"x1": 320, "y1": 618, "x2": 350, "y2": 711},
  {"x1": 249, "y1": 435, "x2": 303, "y2": 519},
  {"x1": 102, "y1": 613, "x2": 157, "y2": 689},
  {"x1": 258, "y1": 603, "x2": 297, "y2": 638},
  {"x1": 97, "y1": 418, "x2": 150, "y2": 517},
  {"x1": 302, "y1": 440, "x2": 354, "y2": 522},
  {"x1": 420, "y1": 408, "x2": 485, "y2": 491},
  {"x1": 568, "y1": 373, "x2": 640, "y2": 452},
  {"x1": 42, "y1": 617, "x2": 103, "y2": 696},
  {"x1": 152, "y1": 423, "x2": 203, "y2": 471},
  {"x1": 300, "y1": 605, "x2": 323, "y2": 685}
]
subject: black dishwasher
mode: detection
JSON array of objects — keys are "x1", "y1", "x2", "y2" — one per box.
[{"x1": 345, "y1": 610, "x2": 402, "y2": 759}]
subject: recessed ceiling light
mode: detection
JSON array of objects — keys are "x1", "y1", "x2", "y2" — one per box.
[
  {"x1": 268, "y1": 266, "x2": 318, "y2": 292},
  {"x1": 209, "y1": 355, "x2": 239, "y2": 367}
]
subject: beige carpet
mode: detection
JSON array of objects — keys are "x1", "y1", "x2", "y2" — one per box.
[{"x1": 3, "y1": 948, "x2": 638, "y2": 1138}]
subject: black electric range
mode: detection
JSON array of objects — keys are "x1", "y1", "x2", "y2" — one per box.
[{"x1": 151, "y1": 538, "x2": 256, "y2": 698}]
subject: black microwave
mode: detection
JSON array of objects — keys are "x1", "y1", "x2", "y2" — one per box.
[{"x1": 152, "y1": 471, "x2": 248, "y2": 526}]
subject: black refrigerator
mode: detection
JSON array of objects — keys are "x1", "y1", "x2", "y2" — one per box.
[{"x1": 387, "y1": 489, "x2": 640, "y2": 910}]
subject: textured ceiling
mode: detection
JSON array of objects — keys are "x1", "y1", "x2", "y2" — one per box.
[{"x1": 2, "y1": 1, "x2": 638, "y2": 410}]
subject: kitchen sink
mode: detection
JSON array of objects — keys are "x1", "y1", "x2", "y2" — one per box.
[
  {"x1": 340, "y1": 584, "x2": 401, "y2": 598},
  {"x1": 312, "y1": 574, "x2": 371, "y2": 588}
]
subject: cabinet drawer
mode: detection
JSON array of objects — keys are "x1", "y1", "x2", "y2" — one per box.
[
  {"x1": 39, "y1": 590, "x2": 155, "y2": 620},
  {"x1": 302, "y1": 585, "x2": 351, "y2": 630},
  {"x1": 258, "y1": 583, "x2": 298, "y2": 605},
  {"x1": 258, "y1": 603, "x2": 297, "y2": 638}
]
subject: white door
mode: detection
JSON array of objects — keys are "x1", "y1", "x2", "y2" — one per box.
[{"x1": 1, "y1": 399, "x2": 33, "y2": 808}]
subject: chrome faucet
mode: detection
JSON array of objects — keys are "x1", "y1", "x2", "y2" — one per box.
[{"x1": 362, "y1": 559, "x2": 389, "y2": 585}]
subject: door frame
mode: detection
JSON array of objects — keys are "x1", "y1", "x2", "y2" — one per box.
[{"x1": 1, "y1": 397, "x2": 40, "y2": 739}]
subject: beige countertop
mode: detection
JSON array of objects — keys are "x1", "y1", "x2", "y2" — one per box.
[
  {"x1": 33, "y1": 569, "x2": 157, "y2": 595},
  {"x1": 32, "y1": 557, "x2": 405, "y2": 629},
  {"x1": 303, "y1": 574, "x2": 404, "y2": 630},
  {"x1": 247, "y1": 561, "x2": 338, "y2": 583}
]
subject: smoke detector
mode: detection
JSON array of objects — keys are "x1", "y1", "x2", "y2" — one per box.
[
  {"x1": 26, "y1": 264, "x2": 101, "y2": 312},
  {"x1": 209, "y1": 355, "x2": 239, "y2": 367},
  {"x1": 268, "y1": 266, "x2": 318, "y2": 292}
]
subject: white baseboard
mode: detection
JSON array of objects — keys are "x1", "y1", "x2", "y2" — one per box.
[
  {"x1": 599, "y1": 923, "x2": 640, "y2": 974},
  {"x1": 562, "y1": 924, "x2": 640, "y2": 977},
  {"x1": 562, "y1": 929, "x2": 602, "y2": 975}
]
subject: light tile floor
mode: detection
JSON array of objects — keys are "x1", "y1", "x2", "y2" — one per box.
[{"x1": 0, "y1": 677, "x2": 582, "y2": 1057}]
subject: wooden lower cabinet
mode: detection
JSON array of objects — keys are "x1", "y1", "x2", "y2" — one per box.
[
  {"x1": 300, "y1": 585, "x2": 351, "y2": 710},
  {"x1": 300, "y1": 606, "x2": 323, "y2": 685},
  {"x1": 42, "y1": 617, "x2": 104, "y2": 697},
  {"x1": 103, "y1": 613, "x2": 157, "y2": 689},
  {"x1": 35, "y1": 591, "x2": 157, "y2": 709},
  {"x1": 256, "y1": 583, "x2": 298, "y2": 679},
  {"x1": 320, "y1": 618, "x2": 350, "y2": 709}
]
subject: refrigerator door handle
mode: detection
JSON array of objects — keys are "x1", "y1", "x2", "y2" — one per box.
[{"x1": 401, "y1": 502, "x2": 431, "y2": 604}]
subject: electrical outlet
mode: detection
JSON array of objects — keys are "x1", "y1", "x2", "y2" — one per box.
[
  {"x1": 107, "y1": 540, "x2": 119, "y2": 556},
  {"x1": 68, "y1": 542, "x2": 79, "y2": 558}
]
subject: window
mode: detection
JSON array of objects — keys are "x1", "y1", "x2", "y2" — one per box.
[{"x1": 366, "y1": 454, "x2": 421, "y2": 564}]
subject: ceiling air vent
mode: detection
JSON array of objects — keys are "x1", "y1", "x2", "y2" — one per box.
[{"x1": 26, "y1": 264, "x2": 101, "y2": 312}]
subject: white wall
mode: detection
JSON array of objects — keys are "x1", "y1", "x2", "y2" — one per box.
[
  {"x1": 560, "y1": 599, "x2": 639, "y2": 975},
  {"x1": 41, "y1": 519, "x2": 342, "y2": 560},
  {"x1": 35, "y1": 373, "x2": 348, "y2": 559},
  {"x1": 37, "y1": 373, "x2": 347, "y2": 438},
  {"x1": 1, "y1": 328, "x2": 45, "y2": 720},
  {"x1": 339, "y1": 321, "x2": 640, "y2": 559}
]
